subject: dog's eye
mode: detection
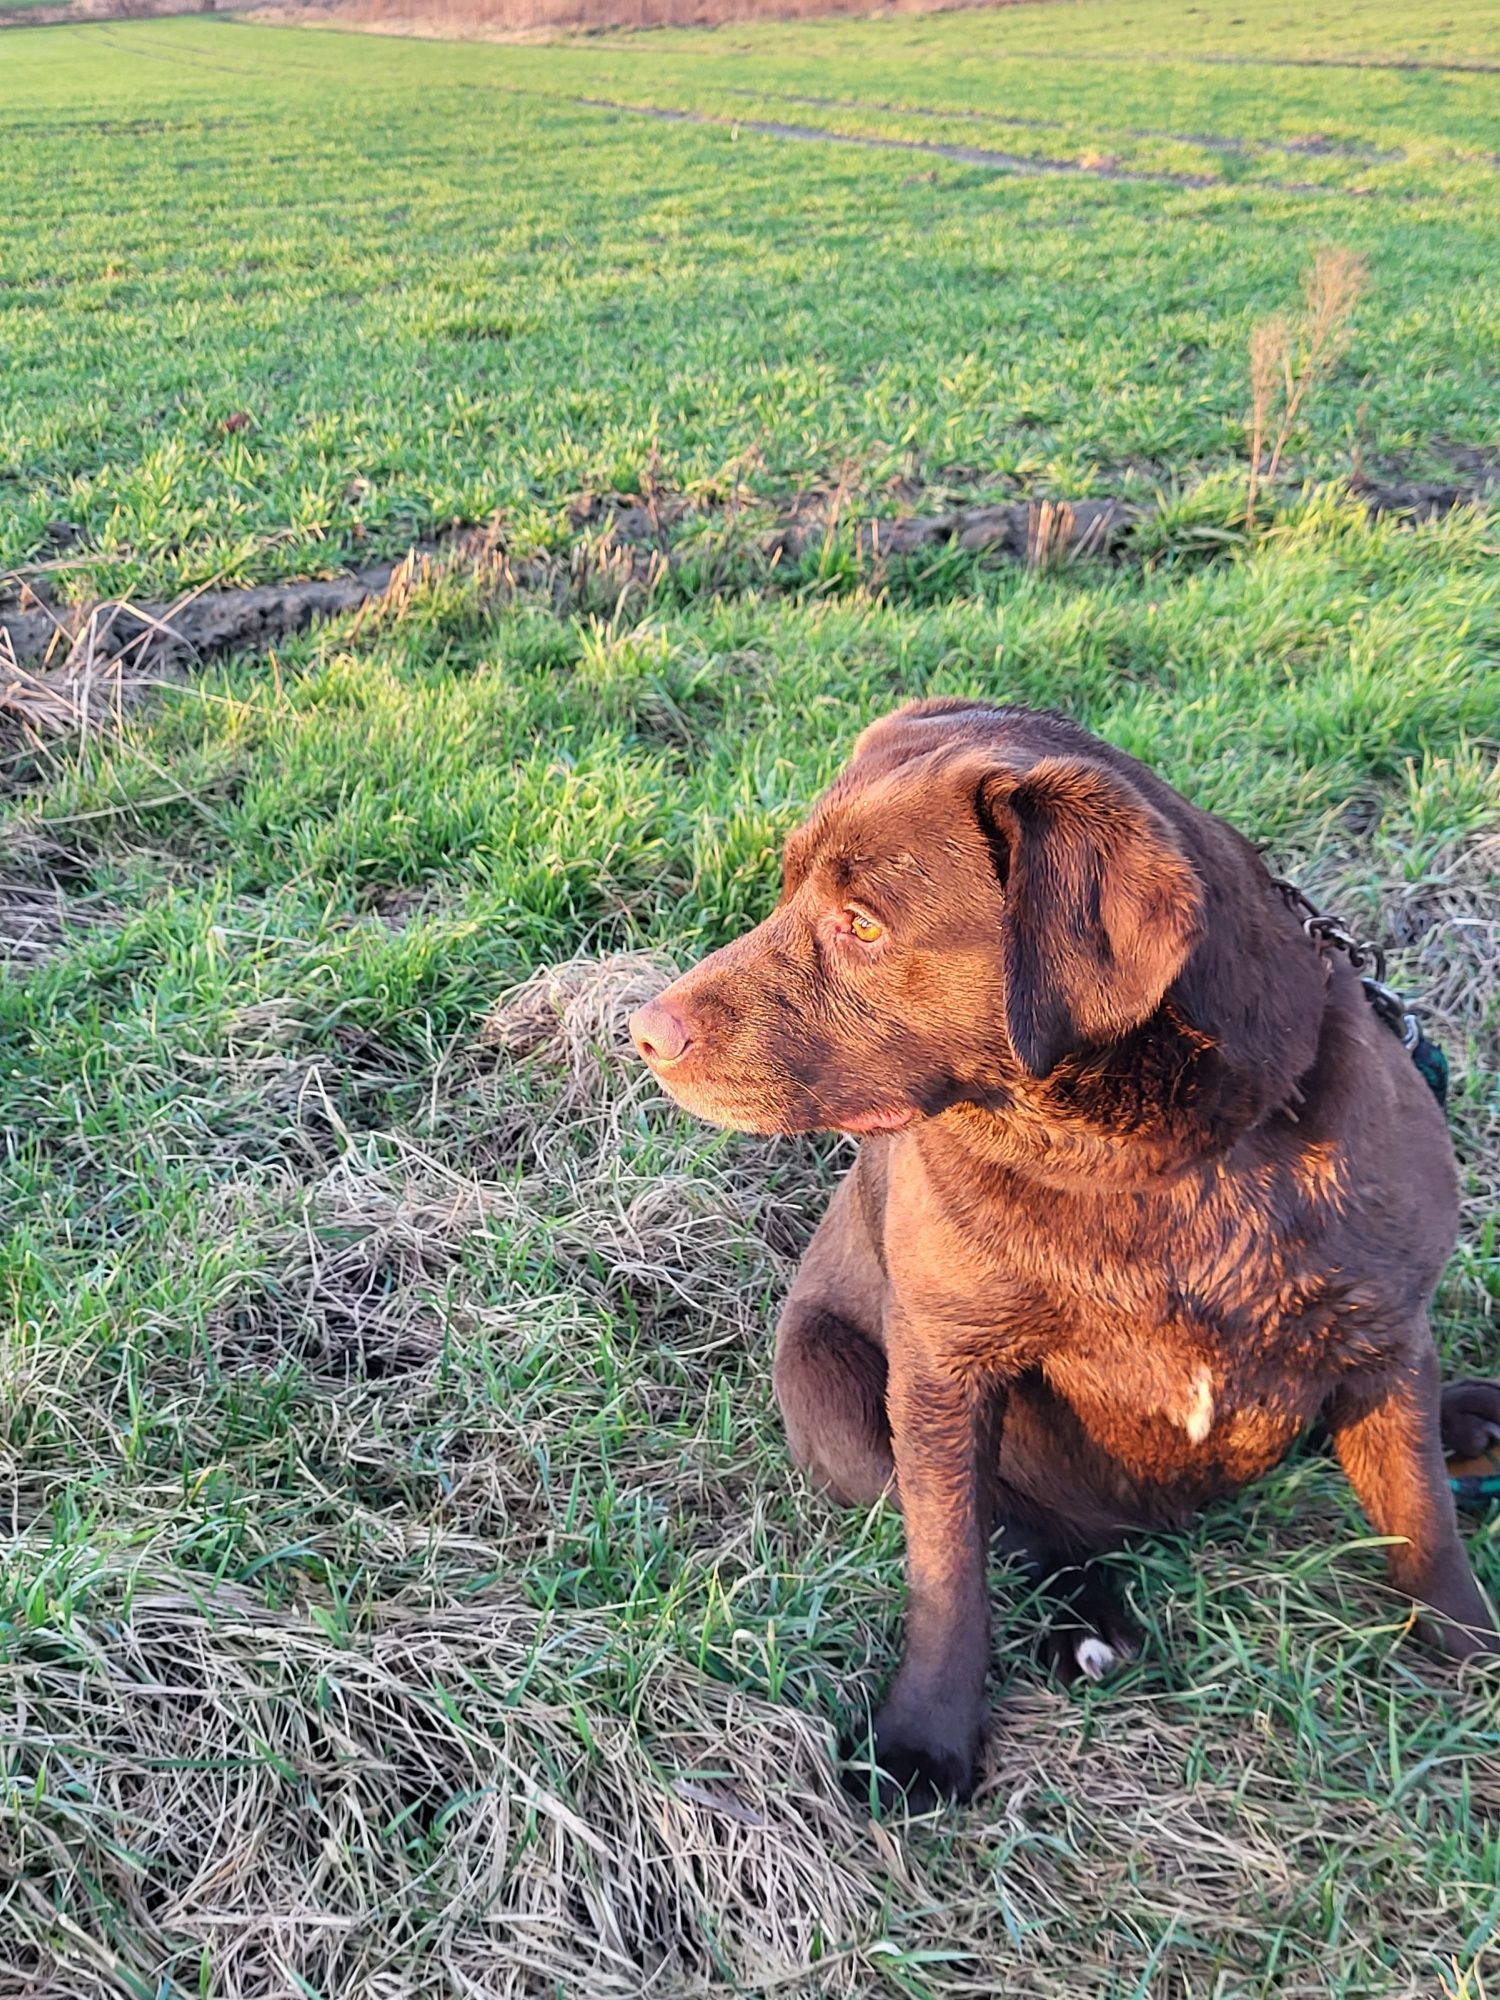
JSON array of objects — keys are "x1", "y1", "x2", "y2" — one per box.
[{"x1": 847, "y1": 910, "x2": 883, "y2": 944}]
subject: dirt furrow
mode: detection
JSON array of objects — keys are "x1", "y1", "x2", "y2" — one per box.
[
  {"x1": 0, "y1": 500, "x2": 1130, "y2": 690},
  {"x1": 4, "y1": 470, "x2": 1491, "y2": 716},
  {"x1": 1, "y1": 568, "x2": 399, "y2": 683},
  {"x1": 995, "y1": 48, "x2": 1500, "y2": 76}
]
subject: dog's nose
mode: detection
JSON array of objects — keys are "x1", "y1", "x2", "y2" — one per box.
[{"x1": 629, "y1": 998, "x2": 692, "y2": 1067}]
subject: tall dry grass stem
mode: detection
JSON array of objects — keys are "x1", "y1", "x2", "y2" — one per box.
[{"x1": 1246, "y1": 248, "x2": 1368, "y2": 525}]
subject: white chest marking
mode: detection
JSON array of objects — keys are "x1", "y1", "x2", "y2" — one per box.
[{"x1": 1179, "y1": 1367, "x2": 1216, "y2": 1445}]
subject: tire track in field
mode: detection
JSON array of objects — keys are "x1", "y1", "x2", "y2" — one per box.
[
  {"x1": 84, "y1": 21, "x2": 282, "y2": 73},
  {"x1": 987, "y1": 49, "x2": 1500, "y2": 76},
  {"x1": 573, "y1": 98, "x2": 1359, "y2": 196},
  {"x1": 717, "y1": 86, "x2": 1410, "y2": 166}
]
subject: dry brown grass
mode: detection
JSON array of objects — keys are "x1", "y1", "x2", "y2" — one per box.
[
  {"x1": 6, "y1": 894, "x2": 1499, "y2": 1993},
  {"x1": 0, "y1": 608, "x2": 155, "y2": 745},
  {"x1": 0, "y1": 1578, "x2": 874, "y2": 1997},
  {"x1": 0, "y1": 881, "x2": 106, "y2": 965},
  {"x1": 1246, "y1": 249, "x2": 1369, "y2": 523}
]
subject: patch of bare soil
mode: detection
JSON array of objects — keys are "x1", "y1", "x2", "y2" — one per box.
[
  {"x1": 0, "y1": 576, "x2": 373, "y2": 698},
  {"x1": 0, "y1": 535, "x2": 494, "y2": 744},
  {"x1": 1351, "y1": 443, "x2": 1500, "y2": 522}
]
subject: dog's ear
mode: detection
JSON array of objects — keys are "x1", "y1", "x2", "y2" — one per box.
[{"x1": 978, "y1": 757, "x2": 1205, "y2": 1077}]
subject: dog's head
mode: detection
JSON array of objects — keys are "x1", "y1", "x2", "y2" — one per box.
[{"x1": 630, "y1": 700, "x2": 1216, "y2": 1137}]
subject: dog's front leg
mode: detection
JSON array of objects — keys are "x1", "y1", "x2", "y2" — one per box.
[
  {"x1": 868, "y1": 1323, "x2": 1001, "y2": 1807},
  {"x1": 1325, "y1": 1341, "x2": 1498, "y2": 1660}
]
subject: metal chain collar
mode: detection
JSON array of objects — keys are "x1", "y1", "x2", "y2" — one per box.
[{"x1": 1272, "y1": 877, "x2": 1421, "y2": 1050}]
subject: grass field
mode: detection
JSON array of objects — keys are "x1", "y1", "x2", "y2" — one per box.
[{"x1": 3, "y1": 2, "x2": 1500, "y2": 1994}]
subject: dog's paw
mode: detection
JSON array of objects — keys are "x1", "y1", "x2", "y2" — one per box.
[
  {"x1": 1073, "y1": 1633, "x2": 1129, "y2": 1682},
  {"x1": 844, "y1": 1699, "x2": 983, "y2": 1813},
  {"x1": 1039, "y1": 1587, "x2": 1143, "y2": 1690},
  {"x1": 1441, "y1": 1379, "x2": 1500, "y2": 1464}
]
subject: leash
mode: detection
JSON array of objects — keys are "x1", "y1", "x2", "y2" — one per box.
[
  {"x1": 1271, "y1": 879, "x2": 1499, "y2": 1504},
  {"x1": 1272, "y1": 877, "x2": 1449, "y2": 1108}
]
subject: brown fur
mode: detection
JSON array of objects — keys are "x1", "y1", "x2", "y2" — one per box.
[{"x1": 630, "y1": 701, "x2": 1499, "y2": 1805}]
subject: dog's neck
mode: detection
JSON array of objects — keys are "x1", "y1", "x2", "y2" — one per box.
[{"x1": 929, "y1": 870, "x2": 1336, "y2": 1190}]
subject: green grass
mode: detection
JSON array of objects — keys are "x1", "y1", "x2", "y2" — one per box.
[
  {"x1": 2, "y1": 2, "x2": 1499, "y2": 1995},
  {"x1": 3, "y1": 5, "x2": 1499, "y2": 598}
]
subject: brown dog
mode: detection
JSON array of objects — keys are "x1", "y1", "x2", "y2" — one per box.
[{"x1": 629, "y1": 700, "x2": 1499, "y2": 1806}]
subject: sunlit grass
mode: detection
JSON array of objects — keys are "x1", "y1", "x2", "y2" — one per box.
[{"x1": 2, "y1": 2, "x2": 1498, "y2": 1993}]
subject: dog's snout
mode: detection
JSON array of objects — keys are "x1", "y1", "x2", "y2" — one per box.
[{"x1": 630, "y1": 997, "x2": 692, "y2": 1068}]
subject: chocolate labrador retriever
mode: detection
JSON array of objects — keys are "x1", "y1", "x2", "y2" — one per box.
[{"x1": 629, "y1": 700, "x2": 1499, "y2": 1805}]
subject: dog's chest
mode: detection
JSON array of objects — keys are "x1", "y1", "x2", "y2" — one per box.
[
  {"x1": 887, "y1": 1136, "x2": 1365, "y2": 1481},
  {"x1": 998, "y1": 1178, "x2": 1346, "y2": 1482},
  {"x1": 1037, "y1": 1314, "x2": 1310, "y2": 1490}
]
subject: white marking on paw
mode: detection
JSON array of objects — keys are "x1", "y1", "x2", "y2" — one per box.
[{"x1": 1075, "y1": 1637, "x2": 1118, "y2": 1683}]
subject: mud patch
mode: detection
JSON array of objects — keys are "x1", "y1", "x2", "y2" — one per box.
[
  {"x1": 0, "y1": 499, "x2": 1134, "y2": 710},
  {"x1": 1351, "y1": 443, "x2": 1500, "y2": 522},
  {"x1": 2, "y1": 568, "x2": 395, "y2": 682},
  {"x1": 0, "y1": 533, "x2": 497, "y2": 740}
]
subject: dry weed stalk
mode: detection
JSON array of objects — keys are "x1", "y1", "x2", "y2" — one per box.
[
  {"x1": 1025, "y1": 498, "x2": 1070, "y2": 571},
  {"x1": 1245, "y1": 247, "x2": 1368, "y2": 524},
  {"x1": 1245, "y1": 315, "x2": 1289, "y2": 527}
]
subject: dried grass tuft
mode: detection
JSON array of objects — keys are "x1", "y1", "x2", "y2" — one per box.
[
  {"x1": 0, "y1": 1570, "x2": 879, "y2": 1999},
  {"x1": 0, "y1": 607, "x2": 150, "y2": 744},
  {"x1": 6, "y1": 914, "x2": 1499, "y2": 1995},
  {"x1": 483, "y1": 946, "x2": 674, "y2": 1071},
  {"x1": 0, "y1": 880, "x2": 105, "y2": 965},
  {"x1": 477, "y1": 951, "x2": 824, "y2": 1343},
  {"x1": 1246, "y1": 248, "x2": 1368, "y2": 522}
]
